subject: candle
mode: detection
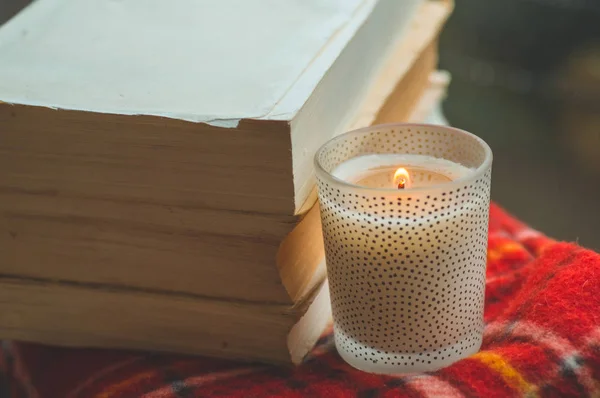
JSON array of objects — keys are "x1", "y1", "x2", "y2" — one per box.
[
  {"x1": 315, "y1": 124, "x2": 492, "y2": 374},
  {"x1": 332, "y1": 154, "x2": 473, "y2": 188}
]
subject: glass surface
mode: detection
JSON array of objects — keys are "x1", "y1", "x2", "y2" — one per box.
[{"x1": 315, "y1": 123, "x2": 492, "y2": 374}]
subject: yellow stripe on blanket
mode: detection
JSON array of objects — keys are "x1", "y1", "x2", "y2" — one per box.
[
  {"x1": 472, "y1": 352, "x2": 538, "y2": 397},
  {"x1": 95, "y1": 370, "x2": 157, "y2": 398}
]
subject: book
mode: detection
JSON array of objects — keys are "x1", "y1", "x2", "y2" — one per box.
[
  {"x1": 0, "y1": 69, "x2": 451, "y2": 364},
  {"x1": 0, "y1": 0, "x2": 429, "y2": 215},
  {"x1": 0, "y1": 0, "x2": 453, "y2": 363},
  {"x1": 0, "y1": 0, "x2": 451, "y2": 303}
]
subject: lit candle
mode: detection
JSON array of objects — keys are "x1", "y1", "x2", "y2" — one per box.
[
  {"x1": 332, "y1": 154, "x2": 473, "y2": 189},
  {"x1": 315, "y1": 124, "x2": 492, "y2": 374}
]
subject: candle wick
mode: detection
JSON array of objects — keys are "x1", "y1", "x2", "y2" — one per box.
[{"x1": 394, "y1": 168, "x2": 410, "y2": 189}]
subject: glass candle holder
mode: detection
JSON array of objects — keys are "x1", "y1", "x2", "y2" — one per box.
[{"x1": 314, "y1": 123, "x2": 492, "y2": 374}]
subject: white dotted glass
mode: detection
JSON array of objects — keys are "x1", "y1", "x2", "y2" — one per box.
[{"x1": 314, "y1": 123, "x2": 493, "y2": 374}]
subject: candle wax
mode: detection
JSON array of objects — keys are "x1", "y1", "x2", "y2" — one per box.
[{"x1": 332, "y1": 154, "x2": 473, "y2": 188}]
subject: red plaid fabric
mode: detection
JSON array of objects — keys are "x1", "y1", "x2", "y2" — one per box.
[{"x1": 1, "y1": 203, "x2": 599, "y2": 397}]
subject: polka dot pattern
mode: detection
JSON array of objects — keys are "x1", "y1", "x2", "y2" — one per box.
[
  {"x1": 317, "y1": 126, "x2": 487, "y2": 175},
  {"x1": 315, "y1": 125, "x2": 492, "y2": 374}
]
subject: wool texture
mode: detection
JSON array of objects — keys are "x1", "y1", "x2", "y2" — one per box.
[{"x1": 1, "y1": 203, "x2": 599, "y2": 397}]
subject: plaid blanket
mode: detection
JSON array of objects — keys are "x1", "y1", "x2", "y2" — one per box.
[{"x1": 1, "y1": 203, "x2": 599, "y2": 397}]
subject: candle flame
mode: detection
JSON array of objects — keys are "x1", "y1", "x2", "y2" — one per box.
[{"x1": 394, "y1": 168, "x2": 411, "y2": 189}]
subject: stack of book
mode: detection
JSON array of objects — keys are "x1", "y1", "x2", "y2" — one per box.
[{"x1": 0, "y1": 0, "x2": 453, "y2": 364}]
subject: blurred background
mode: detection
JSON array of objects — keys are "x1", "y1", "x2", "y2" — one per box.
[
  {"x1": 1, "y1": 0, "x2": 598, "y2": 249},
  {"x1": 439, "y1": 0, "x2": 600, "y2": 249}
]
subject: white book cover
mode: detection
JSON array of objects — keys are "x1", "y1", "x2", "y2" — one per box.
[{"x1": 0, "y1": 0, "x2": 421, "y2": 127}]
